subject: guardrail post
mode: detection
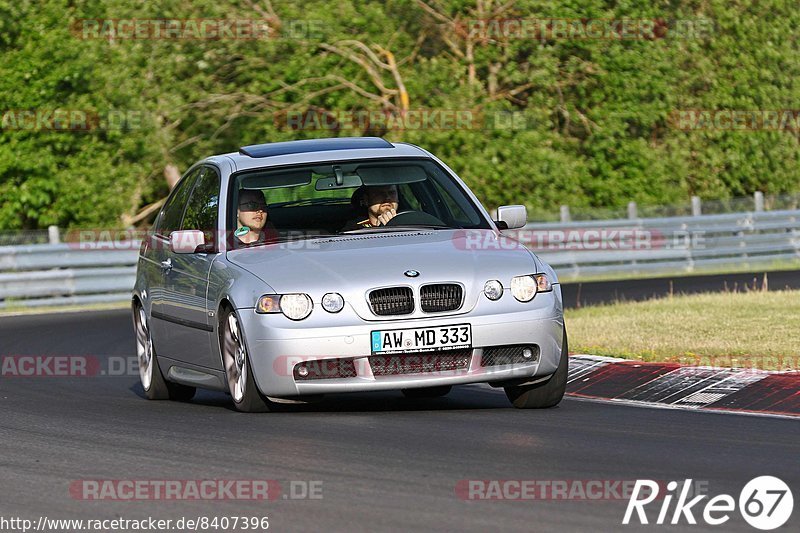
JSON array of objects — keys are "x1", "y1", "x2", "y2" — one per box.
[
  {"x1": 754, "y1": 191, "x2": 764, "y2": 212},
  {"x1": 560, "y1": 205, "x2": 570, "y2": 222},
  {"x1": 627, "y1": 201, "x2": 637, "y2": 220},
  {"x1": 691, "y1": 196, "x2": 702, "y2": 217},
  {"x1": 48, "y1": 225, "x2": 60, "y2": 244}
]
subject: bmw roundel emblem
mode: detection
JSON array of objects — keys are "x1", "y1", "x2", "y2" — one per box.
[{"x1": 404, "y1": 269, "x2": 420, "y2": 278}]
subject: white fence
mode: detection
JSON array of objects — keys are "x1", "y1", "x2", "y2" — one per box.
[{"x1": 1, "y1": 208, "x2": 799, "y2": 308}]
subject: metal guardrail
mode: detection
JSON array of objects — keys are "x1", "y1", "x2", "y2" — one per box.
[
  {"x1": 0, "y1": 209, "x2": 798, "y2": 308},
  {"x1": 0, "y1": 243, "x2": 139, "y2": 308},
  {"x1": 524, "y1": 209, "x2": 800, "y2": 279}
]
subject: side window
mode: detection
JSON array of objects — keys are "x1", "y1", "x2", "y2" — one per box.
[
  {"x1": 182, "y1": 166, "x2": 221, "y2": 248},
  {"x1": 156, "y1": 168, "x2": 201, "y2": 237},
  {"x1": 430, "y1": 177, "x2": 480, "y2": 226},
  {"x1": 398, "y1": 183, "x2": 422, "y2": 211}
]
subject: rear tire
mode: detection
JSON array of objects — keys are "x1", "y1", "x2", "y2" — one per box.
[
  {"x1": 504, "y1": 328, "x2": 568, "y2": 409},
  {"x1": 133, "y1": 302, "x2": 196, "y2": 402},
  {"x1": 221, "y1": 308, "x2": 271, "y2": 412},
  {"x1": 401, "y1": 386, "x2": 452, "y2": 399}
]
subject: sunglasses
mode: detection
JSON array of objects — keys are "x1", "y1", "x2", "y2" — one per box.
[{"x1": 239, "y1": 202, "x2": 268, "y2": 212}]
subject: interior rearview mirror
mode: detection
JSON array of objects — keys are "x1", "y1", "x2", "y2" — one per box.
[
  {"x1": 315, "y1": 174, "x2": 363, "y2": 190},
  {"x1": 170, "y1": 230, "x2": 206, "y2": 254},
  {"x1": 496, "y1": 205, "x2": 527, "y2": 230}
]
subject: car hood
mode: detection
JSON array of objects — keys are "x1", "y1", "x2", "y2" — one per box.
[{"x1": 226, "y1": 229, "x2": 541, "y2": 318}]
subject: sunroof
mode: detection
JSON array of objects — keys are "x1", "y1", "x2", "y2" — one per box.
[{"x1": 239, "y1": 137, "x2": 393, "y2": 158}]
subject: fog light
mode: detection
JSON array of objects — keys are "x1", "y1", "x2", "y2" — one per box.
[
  {"x1": 522, "y1": 347, "x2": 534, "y2": 359},
  {"x1": 297, "y1": 365, "x2": 309, "y2": 377},
  {"x1": 484, "y1": 280, "x2": 503, "y2": 300},
  {"x1": 321, "y1": 292, "x2": 344, "y2": 313}
]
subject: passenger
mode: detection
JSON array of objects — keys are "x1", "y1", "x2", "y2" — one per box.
[
  {"x1": 341, "y1": 184, "x2": 399, "y2": 230},
  {"x1": 234, "y1": 189, "x2": 276, "y2": 246}
]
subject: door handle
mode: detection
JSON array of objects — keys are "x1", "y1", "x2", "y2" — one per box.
[{"x1": 160, "y1": 258, "x2": 173, "y2": 272}]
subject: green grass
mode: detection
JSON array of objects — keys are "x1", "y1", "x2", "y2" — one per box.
[{"x1": 565, "y1": 289, "x2": 800, "y2": 370}]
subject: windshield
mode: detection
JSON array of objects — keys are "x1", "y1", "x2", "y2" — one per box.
[{"x1": 228, "y1": 158, "x2": 491, "y2": 246}]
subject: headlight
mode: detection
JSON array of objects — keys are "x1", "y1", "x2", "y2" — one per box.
[
  {"x1": 279, "y1": 294, "x2": 313, "y2": 320},
  {"x1": 321, "y1": 292, "x2": 344, "y2": 313},
  {"x1": 483, "y1": 280, "x2": 503, "y2": 300},
  {"x1": 510, "y1": 273, "x2": 552, "y2": 302},
  {"x1": 256, "y1": 293, "x2": 313, "y2": 320},
  {"x1": 511, "y1": 275, "x2": 537, "y2": 302}
]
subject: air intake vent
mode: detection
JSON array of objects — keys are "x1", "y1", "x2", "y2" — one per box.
[
  {"x1": 293, "y1": 358, "x2": 357, "y2": 380},
  {"x1": 480, "y1": 345, "x2": 540, "y2": 367},
  {"x1": 316, "y1": 232, "x2": 432, "y2": 244},
  {"x1": 369, "y1": 349, "x2": 472, "y2": 376},
  {"x1": 420, "y1": 283, "x2": 463, "y2": 312},
  {"x1": 369, "y1": 287, "x2": 414, "y2": 316}
]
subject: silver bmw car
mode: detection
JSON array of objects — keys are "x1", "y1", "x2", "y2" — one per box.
[{"x1": 133, "y1": 137, "x2": 567, "y2": 412}]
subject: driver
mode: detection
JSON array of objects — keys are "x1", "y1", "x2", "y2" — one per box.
[
  {"x1": 233, "y1": 189, "x2": 277, "y2": 247},
  {"x1": 341, "y1": 185, "x2": 399, "y2": 230}
]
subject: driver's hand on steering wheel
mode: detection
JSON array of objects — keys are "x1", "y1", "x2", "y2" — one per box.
[{"x1": 376, "y1": 208, "x2": 397, "y2": 226}]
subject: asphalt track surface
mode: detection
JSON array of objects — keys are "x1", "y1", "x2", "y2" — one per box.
[{"x1": 1, "y1": 310, "x2": 798, "y2": 532}]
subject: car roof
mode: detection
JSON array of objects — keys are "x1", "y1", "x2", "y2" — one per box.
[{"x1": 206, "y1": 137, "x2": 431, "y2": 172}]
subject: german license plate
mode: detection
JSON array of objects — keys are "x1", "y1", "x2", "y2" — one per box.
[{"x1": 370, "y1": 324, "x2": 472, "y2": 354}]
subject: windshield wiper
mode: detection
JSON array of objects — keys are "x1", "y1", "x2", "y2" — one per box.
[
  {"x1": 274, "y1": 232, "x2": 340, "y2": 242},
  {"x1": 340, "y1": 225, "x2": 452, "y2": 235},
  {"x1": 393, "y1": 224, "x2": 453, "y2": 229},
  {"x1": 235, "y1": 232, "x2": 341, "y2": 248}
]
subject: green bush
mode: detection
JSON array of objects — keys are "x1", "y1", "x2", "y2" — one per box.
[{"x1": 1, "y1": 0, "x2": 798, "y2": 229}]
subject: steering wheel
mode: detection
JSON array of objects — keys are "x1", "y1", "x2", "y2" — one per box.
[{"x1": 384, "y1": 210, "x2": 446, "y2": 227}]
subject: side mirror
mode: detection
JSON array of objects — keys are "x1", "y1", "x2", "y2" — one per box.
[
  {"x1": 496, "y1": 205, "x2": 527, "y2": 230},
  {"x1": 170, "y1": 230, "x2": 206, "y2": 254}
]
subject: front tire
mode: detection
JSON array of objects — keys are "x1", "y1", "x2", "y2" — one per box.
[
  {"x1": 504, "y1": 328, "x2": 568, "y2": 409},
  {"x1": 221, "y1": 309, "x2": 271, "y2": 412},
  {"x1": 133, "y1": 302, "x2": 196, "y2": 402}
]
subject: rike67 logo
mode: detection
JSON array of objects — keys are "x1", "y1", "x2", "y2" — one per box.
[{"x1": 624, "y1": 476, "x2": 793, "y2": 530}]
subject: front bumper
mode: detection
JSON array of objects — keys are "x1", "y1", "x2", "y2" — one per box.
[{"x1": 237, "y1": 291, "x2": 564, "y2": 397}]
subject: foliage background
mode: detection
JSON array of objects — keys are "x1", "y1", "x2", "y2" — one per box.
[{"x1": 0, "y1": 0, "x2": 798, "y2": 229}]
